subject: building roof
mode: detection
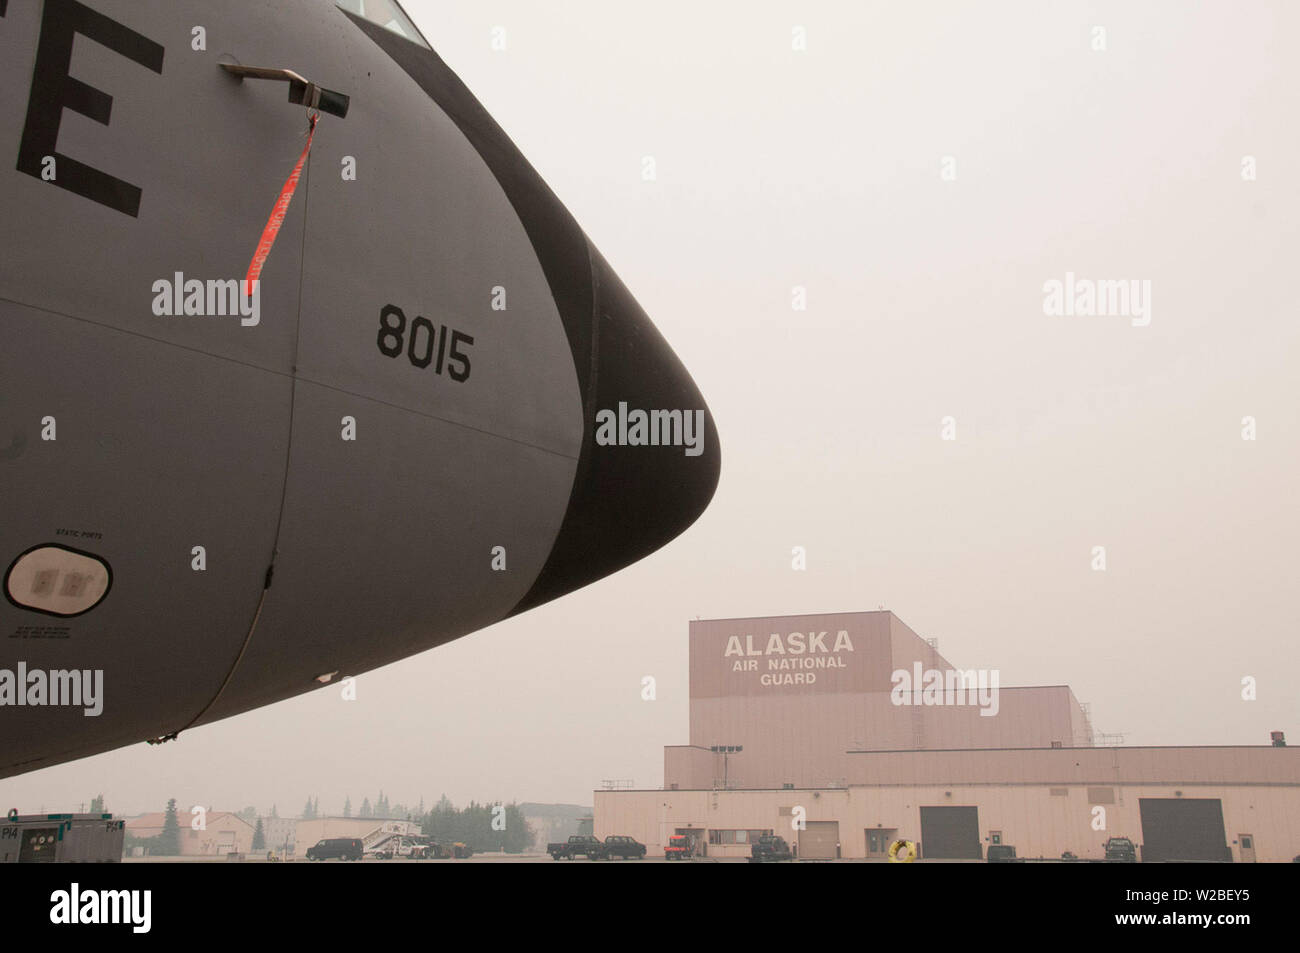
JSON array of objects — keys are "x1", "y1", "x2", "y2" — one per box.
[
  {"x1": 127, "y1": 811, "x2": 254, "y2": 831},
  {"x1": 692, "y1": 608, "x2": 895, "y2": 625}
]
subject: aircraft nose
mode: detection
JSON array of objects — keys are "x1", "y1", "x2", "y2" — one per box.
[
  {"x1": 340, "y1": 13, "x2": 720, "y2": 615},
  {"x1": 511, "y1": 243, "x2": 721, "y2": 615}
]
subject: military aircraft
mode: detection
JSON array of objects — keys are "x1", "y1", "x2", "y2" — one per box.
[{"x1": 0, "y1": 0, "x2": 719, "y2": 777}]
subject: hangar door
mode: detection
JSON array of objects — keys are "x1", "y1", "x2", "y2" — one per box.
[
  {"x1": 799, "y1": 822, "x2": 839, "y2": 860},
  {"x1": 1139, "y1": 798, "x2": 1230, "y2": 862},
  {"x1": 919, "y1": 806, "x2": 982, "y2": 859}
]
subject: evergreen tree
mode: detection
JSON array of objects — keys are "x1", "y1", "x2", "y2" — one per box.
[
  {"x1": 271, "y1": 804, "x2": 278, "y2": 818},
  {"x1": 415, "y1": 799, "x2": 533, "y2": 853},
  {"x1": 360, "y1": 797, "x2": 372, "y2": 818},
  {"x1": 89, "y1": 793, "x2": 105, "y2": 814},
  {"x1": 302, "y1": 797, "x2": 315, "y2": 820},
  {"x1": 156, "y1": 799, "x2": 181, "y2": 856},
  {"x1": 343, "y1": 796, "x2": 351, "y2": 817},
  {"x1": 313, "y1": 796, "x2": 320, "y2": 818},
  {"x1": 252, "y1": 817, "x2": 266, "y2": 851},
  {"x1": 501, "y1": 803, "x2": 533, "y2": 854}
]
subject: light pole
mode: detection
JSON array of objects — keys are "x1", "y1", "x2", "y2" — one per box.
[{"x1": 710, "y1": 744, "x2": 743, "y2": 790}]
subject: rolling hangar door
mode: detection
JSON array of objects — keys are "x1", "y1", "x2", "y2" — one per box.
[
  {"x1": 798, "y1": 822, "x2": 840, "y2": 860},
  {"x1": 1138, "y1": 799, "x2": 1231, "y2": 862},
  {"x1": 919, "y1": 807, "x2": 982, "y2": 859}
]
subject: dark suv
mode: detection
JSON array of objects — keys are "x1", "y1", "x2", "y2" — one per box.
[
  {"x1": 750, "y1": 835, "x2": 793, "y2": 863},
  {"x1": 306, "y1": 837, "x2": 363, "y2": 861},
  {"x1": 603, "y1": 835, "x2": 647, "y2": 859},
  {"x1": 1103, "y1": 837, "x2": 1138, "y2": 862}
]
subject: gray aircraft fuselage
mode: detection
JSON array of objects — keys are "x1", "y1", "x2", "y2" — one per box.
[{"x1": 0, "y1": 0, "x2": 719, "y2": 778}]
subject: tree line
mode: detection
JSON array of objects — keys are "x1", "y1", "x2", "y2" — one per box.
[
  {"x1": 421, "y1": 795, "x2": 532, "y2": 853},
  {"x1": 121, "y1": 794, "x2": 534, "y2": 855}
]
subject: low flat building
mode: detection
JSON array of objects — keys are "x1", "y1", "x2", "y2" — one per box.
[
  {"x1": 520, "y1": 803, "x2": 590, "y2": 852},
  {"x1": 258, "y1": 816, "x2": 298, "y2": 854},
  {"x1": 127, "y1": 810, "x2": 255, "y2": 856}
]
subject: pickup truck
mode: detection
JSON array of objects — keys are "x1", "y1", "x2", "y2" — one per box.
[
  {"x1": 749, "y1": 835, "x2": 793, "y2": 863},
  {"x1": 548, "y1": 835, "x2": 605, "y2": 861},
  {"x1": 603, "y1": 835, "x2": 647, "y2": 860},
  {"x1": 986, "y1": 845, "x2": 1021, "y2": 863}
]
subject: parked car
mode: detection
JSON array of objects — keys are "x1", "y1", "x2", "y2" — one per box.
[
  {"x1": 749, "y1": 835, "x2": 793, "y2": 863},
  {"x1": 306, "y1": 837, "x2": 363, "y2": 861},
  {"x1": 603, "y1": 835, "x2": 646, "y2": 860},
  {"x1": 664, "y1": 835, "x2": 695, "y2": 861},
  {"x1": 548, "y1": 835, "x2": 605, "y2": 860},
  {"x1": 986, "y1": 844, "x2": 1021, "y2": 863},
  {"x1": 1103, "y1": 837, "x2": 1138, "y2": 862}
]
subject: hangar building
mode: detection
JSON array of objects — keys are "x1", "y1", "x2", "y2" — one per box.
[{"x1": 594, "y1": 611, "x2": 1300, "y2": 861}]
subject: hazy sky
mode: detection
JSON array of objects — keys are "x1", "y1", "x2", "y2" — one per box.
[{"x1": 3, "y1": 0, "x2": 1297, "y2": 818}]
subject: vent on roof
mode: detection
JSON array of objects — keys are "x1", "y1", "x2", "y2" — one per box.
[{"x1": 1087, "y1": 787, "x2": 1115, "y2": 804}]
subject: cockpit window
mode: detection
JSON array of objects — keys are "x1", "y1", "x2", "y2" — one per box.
[{"x1": 336, "y1": 0, "x2": 430, "y2": 49}]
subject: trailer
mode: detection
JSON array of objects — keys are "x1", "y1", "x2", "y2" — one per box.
[{"x1": 1, "y1": 811, "x2": 125, "y2": 863}]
